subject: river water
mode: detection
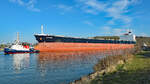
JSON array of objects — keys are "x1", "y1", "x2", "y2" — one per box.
[{"x1": 0, "y1": 50, "x2": 123, "y2": 84}]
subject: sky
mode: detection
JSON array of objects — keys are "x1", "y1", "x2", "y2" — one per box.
[{"x1": 0, "y1": 0, "x2": 150, "y2": 43}]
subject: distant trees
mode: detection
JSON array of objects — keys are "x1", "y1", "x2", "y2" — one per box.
[{"x1": 0, "y1": 44, "x2": 7, "y2": 49}]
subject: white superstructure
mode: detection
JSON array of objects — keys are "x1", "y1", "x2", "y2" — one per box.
[
  {"x1": 119, "y1": 31, "x2": 136, "y2": 42},
  {"x1": 11, "y1": 45, "x2": 29, "y2": 51},
  {"x1": 10, "y1": 32, "x2": 30, "y2": 51}
]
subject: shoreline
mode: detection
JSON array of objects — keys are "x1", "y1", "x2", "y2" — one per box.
[
  {"x1": 70, "y1": 51, "x2": 134, "y2": 84},
  {"x1": 71, "y1": 51, "x2": 150, "y2": 84}
]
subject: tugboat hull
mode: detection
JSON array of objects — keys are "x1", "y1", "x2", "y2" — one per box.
[{"x1": 4, "y1": 48, "x2": 39, "y2": 54}]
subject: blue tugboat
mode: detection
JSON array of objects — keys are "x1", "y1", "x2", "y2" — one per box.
[{"x1": 4, "y1": 33, "x2": 39, "y2": 54}]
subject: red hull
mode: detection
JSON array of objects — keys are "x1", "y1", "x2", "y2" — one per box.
[{"x1": 35, "y1": 43, "x2": 135, "y2": 52}]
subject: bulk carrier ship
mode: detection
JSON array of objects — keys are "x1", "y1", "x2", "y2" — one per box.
[{"x1": 34, "y1": 25, "x2": 136, "y2": 52}]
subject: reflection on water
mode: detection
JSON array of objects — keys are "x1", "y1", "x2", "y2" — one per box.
[
  {"x1": 13, "y1": 54, "x2": 30, "y2": 73},
  {"x1": 0, "y1": 50, "x2": 129, "y2": 84},
  {"x1": 36, "y1": 51, "x2": 106, "y2": 84},
  {"x1": 37, "y1": 52, "x2": 104, "y2": 77}
]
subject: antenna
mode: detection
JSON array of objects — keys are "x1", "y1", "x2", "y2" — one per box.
[
  {"x1": 17, "y1": 32, "x2": 19, "y2": 44},
  {"x1": 41, "y1": 25, "x2": 44, "y2": 34}
]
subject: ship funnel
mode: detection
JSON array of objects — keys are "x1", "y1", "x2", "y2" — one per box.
[
  {"x1": 127, "y1": 29, "x2": 132, "y2": 34},
  {"x1": 41, "y1": 25, "x2": 44, "y2": 34}
]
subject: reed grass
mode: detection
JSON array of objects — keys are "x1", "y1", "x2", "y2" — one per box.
[
  {"x1": 71, "y1": 49, "x2": 135, "y2": 84},
  {"x1": 91, "y1": 51, "x2": 150, "y2": 84}
]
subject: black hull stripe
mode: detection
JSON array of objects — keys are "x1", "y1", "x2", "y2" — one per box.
[{"x1": 34, "y1": 35, "x2": 136, "y2": 44}]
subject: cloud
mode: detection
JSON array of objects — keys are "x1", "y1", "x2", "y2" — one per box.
[
  {"x1": 56, "y1": 4, "x2": 73, "y2": 11},
  {"x1": 76, "y1": 0, "x2": 107, "y2": 14},
  {"x1": 76, "y1": 0, "x2": 139, "y2": 27},
  {"x1": 84, "y1": 0, "x2": 106, "y2": 11},
  {"x1": 83, "y1": 20, "x2": 94, "y2": 26},
  {"x1": 10, "y1": 0, "x2": 24, "y2": 5},
  {"x1": 52, "y1": 4, "x2": 73, "y2": 15},
  {"x1": 82, "y1": 8, "x2": 98, "y2": 15},
  {"x1": 106, "y1": 0, "x2": 134, "y2": 24},
  {"x1": 9, "y1": 0, "x2": 40, "y2": 12},
  {"x1": 101, "y1": 26, "x2": 128, "y2": 36}
]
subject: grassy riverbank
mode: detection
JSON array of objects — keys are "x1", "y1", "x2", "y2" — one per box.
[{"x1": 91, "y1": 51, "x2": 150, "y2": 84}]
